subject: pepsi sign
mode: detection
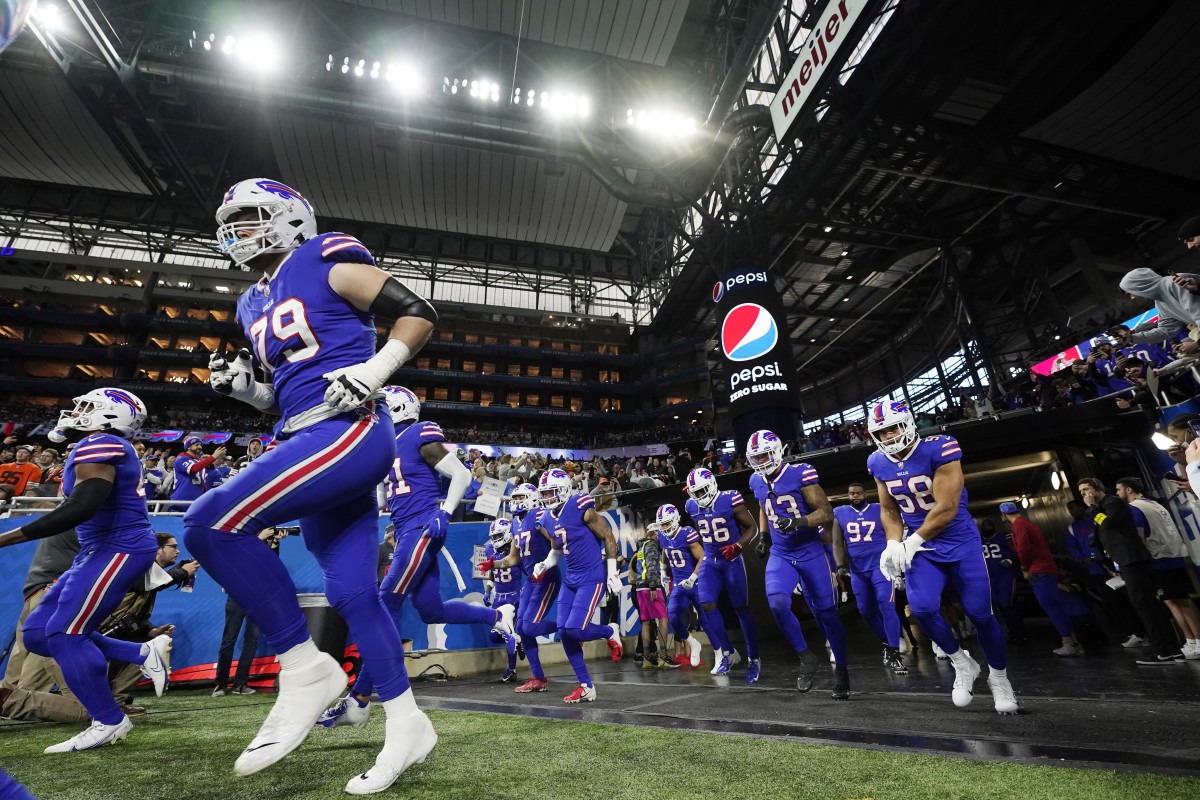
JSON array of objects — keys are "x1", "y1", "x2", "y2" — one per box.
[{"x1": 721, "y1": 303, "x2": 779, "y2": 362}]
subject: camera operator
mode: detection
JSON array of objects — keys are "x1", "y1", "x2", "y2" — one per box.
[
  {"x1": 212, "y1": 526, "x2": 292, "y2": 696},
  {"x1": 102, "y1": 533, "x2": 198, "y2": 710}
]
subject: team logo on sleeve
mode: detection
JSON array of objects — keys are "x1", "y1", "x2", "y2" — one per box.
[{"x1": 721, "y1": 303, "x2": 779, "y2": 362}]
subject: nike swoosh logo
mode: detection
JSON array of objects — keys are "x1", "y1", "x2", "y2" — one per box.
[{"x1": 244, "y1": 742, "x2": 279, "y2": 753}]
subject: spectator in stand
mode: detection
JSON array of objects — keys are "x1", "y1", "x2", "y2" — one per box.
[
  {"x1": 1065, "y1": 500, "x2": 1145, "y2": 648},
  {"x1": 235, "y1": 437, "x2": 264, "y2": 469},
  {"x1": 1086, "y1": 341, "x2": 1134, "y2": 396},
  {"x1": 1117, "y1": 267, "x2": 1200, "y2": 356},
  {"x1": 0, "y1": 445, "x2": 42, "y2": 497},
  {"x1": 999, "y1": 503, "x2": 1081, "y2": 657},
  {"x1": 1066, "y1": 360, "x2": 1105, "y2": 404},
  {"x1": 143, "y1": 455, "x2": 165, "y2": 500},
  {"x1": 169, "y1": 437, "x2": 225, "y2": 510},
  {"x1": 1115, "y1": 477, "x2": 1200, "y2": 660},
  {"x1": 1077, "y1": 478, "x2": 1183, "y2": 664}
]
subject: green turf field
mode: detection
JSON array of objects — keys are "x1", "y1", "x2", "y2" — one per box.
[{"x1": 2, "y1": 692, "x2": 1196, "y2": 800}]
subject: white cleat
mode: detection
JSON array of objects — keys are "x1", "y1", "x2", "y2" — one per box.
[
  {"x1": 233, "y1": 651, "x2": 347, "y2": 776},
  {"x1": 933, "y1": 642, "x2": 950, "y2": 660},
  {"x1": 988, "y1": 671, "x2": 1019, "y2": 715},
  {"x1": 494, "y1": 604, "x2": 517, "y2": 638},
  {"x1": 345, "y1": 708, "x2": 438, "y2": 795},
  {"x1": 686, "y1": 635, "x2": 702, "y2": 668},
  {"x1": 1053, "y1": 642, "x2": 1083, "y2": 658},
  {"x1": 44, "y1": 716, "x2": 133, "y2": 753},
  {"x1": 140, "y1": 634, "x2": 173, "y2": 697},
  {"x1": 710, "y1": 650, "x2": 729, "y2": 675},
  {"x1": 726, "y1": 649, "x2": 742, "y2": 668},
  {"x1": 950, "y1": 651, "x2": 981, "y2": 708},
  {"x1": 316, "y1": 694, "x2": 371, "y2": 729}
]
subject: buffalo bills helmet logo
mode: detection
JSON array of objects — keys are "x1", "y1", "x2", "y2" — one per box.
[
  {"x1": 721, "y1": 303, "x2": 779, "y2": 362},
  {"x1": 254, "y1": 180, "x2": 312, "y2": 213}
]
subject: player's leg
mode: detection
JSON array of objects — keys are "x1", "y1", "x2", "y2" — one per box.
[
  {"x1": 556, "y1": 584, "x2": 594, "y2": 698},
  {"x1": 1028, "y1": 574, "x2": 1078, "y2": 651},
  {"x1": 515, "y1": 579, "x2": 558, "y2": 691},
  {"x1": 905, "y1": 557, "x2": 960, "y2": 654},
  {"x1": 697, "y1": 562, "x2": 734, "y2": 658},
  {"x1": 947, "y1": 553, "x2": 1008, "y2": 670},
  {"x1": 797, "y1": 556, "x2": 847, "y2": 665},
  {"x1": 764, "y1": 556, "x2": 808, "y2": 653},
  {"x1": 402, "y1": 542, "x2": 497, "y2": 627},
  {"x1": 851, "y1": 570, "x2": 887, "y2": 642},
  {"x1": 723, "y1": 557, "x2": 759, "y2": 661},
  {"x1": 563, "y1": 582, "x2": 612, "y2": 643},
  {"x1": 0, "y1": 767, "x2": 36, "y2": 800},
  {"x1": 990, "y1": 571, "x2": 1025, "y2": 641},
  {"x1": 871, "y1": 571, "x2": 903, "y2": 649}
]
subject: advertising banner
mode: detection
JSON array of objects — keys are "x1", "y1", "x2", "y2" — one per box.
[{"x1": 713, "y1": 268, "x2": 798, "y2": 419}]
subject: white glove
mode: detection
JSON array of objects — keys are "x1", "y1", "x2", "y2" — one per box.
[
  {"x1": 532, "y1": 560, "x2": 550, "y2": 582},
  {"x1": 880, "y1": 540, "x2": 905, "y2": 581},
  {"x1": 901, "y1": 534, "x2": 931, "y2": 569},
  {"x1": 208, "y1": 350, "x2": 275, "y2": 411},
  {"x1": 606, "y1": 558, "x2": 622, "y2": 597},
  {"x1": 679, "y1": 573, "x2": 698, "y2": 590},
  {"x1": 322, "y1": 339, "x2": 411, "y2": 413}
]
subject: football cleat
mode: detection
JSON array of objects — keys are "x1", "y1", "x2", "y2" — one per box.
[
  {"x1": 831, "y1": 664, "x2": 850, "y2": 700},
  {"x1": 1121, "y1": 635, "x2": 1148, "y2": 648},
  {"x1": 726, "y1": 649, "x2": 742, "y2": 668},
  {"x1": 988, "y1": 671, "x2": 1019, "y2": 715},
  {"x1": 563, "y1": 683, "x2": 596, "y2": 704},
  {"x1": 494, "y1": 604, "x2": 517, "y2": 638},
  {"x1": 884, "y1": 646, "x2": 907, "y2": 675},
  {"x1": 44, "y1": 716, "x2": 133, "y2": 753},
  {"x1": 345, "y1": 705, "x2": 437, "y2": 795},
  {"x1": 515, "y1": 677, "x2": 548, "y2": 693},
  {"x1": 686, "y1": 635, "x2": 702, "y2": 668},
  {"x1": 950, "y1": 651, "x2": 981, "y2": 708},
  {"x1": 1053, "y1": 642, "x2": 1082, "y2": 658},
  {"x1": 606, "y1": 624, "x2": 623, "y2": 662},
  {"x1": 796, "y1": 648, "x2": 821, "y2": 693},
  {"x1": 233, "y1": 651, "x2": 347, "y2": 776},
  {"x1": 140, "y1": 634, "x2": 173, "y2": 697},
  {"x1": 711, "y1": 652, "x2": 731, "y2": 676},
  {"x1": 498, "y1": 668, "x2": 518, "y2": 683},
  {"x1": 516, "y1": 639, "x2": 525, "y2": 661},
  {"x1": 745, "y1": 658, "x2": 761, "y2": 685},
  {"x1": 316, "y1": 695, "x2": 371, "y2": 729},
  {"x1": 933, "y1": 642, "x2": 951, "y2": 660}
]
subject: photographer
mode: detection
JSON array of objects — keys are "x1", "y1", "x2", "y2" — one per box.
[
  {"x1": 212, "y1": 526, "x2": 292, "y2": 696},
  {"x1": 102, "y1": 533, "x2": 198, "y2": 709}
]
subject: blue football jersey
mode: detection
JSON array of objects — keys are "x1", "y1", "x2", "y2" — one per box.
[
  {"x1": 833, "y1": 502, "x2": 886, "y2": 574},
  {"x1": 514, "y1": 508, "x2": 553, "y2": 578},
  {"x1": 749, "y1": 462, "x2": 823, "y2": 559},
  {"x1": 484, "y1": 541, "x2": 521, "y2": 592},
  {"x1": 236, "y1": 233, "x2": 379, "y2": 424},
  {"x1": 544, "y1": 492, "x2": 603, "y2": 585},
  {"x1": 385, "y1": 419, "x2": 449, "y2": 531},
  {"x1": 867, "y1": 435, "x2": 979, "y2": 557},
  {"x1": 170, "y1": 452, "x2": 208, "y2": 502},
  {"x1": 981, "y1": 532, "x2": 1017, "y2": 574},
  {"x1": 63, "y1": 434, "x2": 156, "y2": 552},
  {"x1": 658, "y1": 526, "x2": 700, "y2": 583},
  {"x1": 685, "y1": 490, "x2": 745, "y2": 560}
]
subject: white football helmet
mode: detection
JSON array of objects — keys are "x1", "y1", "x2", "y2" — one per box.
[
  {"x1": 746, "y1": 430, "x2": 784, "y2": 476},
  {"x1": 488, "y1": 518, "x2": 513, "y2": 551},
  {"x1": 685, "y1": 468, "x2": 719, "y2": 509},
  {"x1": 867, "y1": 401, "x2": 918, "y2": 457},
  {"x1": 51, "y1": 388, "x2": 147, "y2": 441},
  {"x1": 215, "y1": 179, "x2": 317, "y2": 269},
  {"x1": 656, "y1": 504, "x2": 680, "y2": 536},
  {"x1": 381, "y1": 385, "x2": 420, "y2": 424},
  {"x1": 509, "y1": 483, "x2": 539, "y2": 515},
  {"x1": 538, "y1": 468, "x2": 572, "y2": 510}
]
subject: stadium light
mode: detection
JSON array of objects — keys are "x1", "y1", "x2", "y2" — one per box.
[
  {"x1": 33, "y1": 3, "x2": 64, "y2": 32},
  {"x1": 1050, "y1": 471, "x2": 1061, "y2": 490},
  {"x1": 1020, "y1": 496, "x2": 1029, "y2": 509}
]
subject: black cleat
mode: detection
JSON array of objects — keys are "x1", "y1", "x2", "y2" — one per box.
[
  {"x1": 796, "y1": 648, "x2": 821, "y2": 693},
  {"x1": 516, "y1": 640, "x2": 525, "y2": 662},
  {"x1": 832, "y1": 664, "x2": 850, "y2": 700},
  {"x1": 884, "y1": 646, "x2": 907, "y2": 675}
]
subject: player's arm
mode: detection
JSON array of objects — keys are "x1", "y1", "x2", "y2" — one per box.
[
  {"x1": 419, "y1": 441, "x2": 470, "y2": 514},
  {"x1": 798, "y1": 483, "x2": 834, "y2": 529},
  {"x1": 584, "y1": 506, "x2": 623, "y2": 595},
  {"x1": 208, "y1": 348, "x2": 277, "y2": 413},
  {"x1": 492, "y1": 548, "x2": 522, "y2": 569},
  {"x1": 830, "y1": 517, "x2": 850, "y2": 574},
  {"x1": 688, "y1": 541, "x2": 705, "y2": 575},
  {"x1": 0, "y1": 462, "x2": 114, "y2": 549},
  {"x1": 910, "y1": 460, "x2": 965, "y2": 542},
  {"x1": 875, "y1": 478, "x2": 904, "y2": 543},
  {"x1": 324, "y1": 263, "x2": 436, "y2": 411}
]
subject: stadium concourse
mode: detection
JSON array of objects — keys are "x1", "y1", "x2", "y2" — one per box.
[{"x1": 5, "y1": 1, "x2": 1200, "y2": 800}]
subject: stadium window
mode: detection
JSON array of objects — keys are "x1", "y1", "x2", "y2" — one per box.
[
  {"x1": 199, "y1": 336, "x2": 220, "y2": 351},
  {"x1": 460, "y1": 389, "x2": 475, "y2": 403},
  {"x1": 551, "y1": 396, "x2": 564, "y2": 408},
  {"x1": 462, "y1": 360, "x2": 476, "y2": 372},
  {"x1": 160, "y1": 306, "x2": 180, "y2": 318},
  {"x1": 569, "y1": 343, "x2": 582, "y2": 352},
  {"x1": 436, "y1": 358, "x2": 451, "y2": 370},
  {"x1": 526, "y1": 394, "x2": 540, "y2": 406},
  {"x1": 551, "y1": 341, "x2": 564, "y2": 351},
  {"x1": 433, "y1": 387, "x2": 449, "y2": 400},
  {"x1": 484, "y1": 335, "x2": 499, "y2": 345},
  {"x1": 414, "y1": 386, "x2": 427, "y2": 401},
  {"x1": 609, "y1": 345, "x2": 620, "y2": 355},
  {"x1": 666, "y1": 397, "x2": 684, "y2": 405},
  {"x1": 598, "y1": 370, "x2": 608, "y2": 382},
  {"x1": 186, "y1": 308, "x2": 208, "y2": 321},
  {"x1": 480, "y1": 391, "x2": 494, "y2": 406},
  {"x1": 464, "y1": 333, "x2": 479, "y2": 343},
  {"x1": 507, "y1": 364, "x2": 521, "y2": 376},
  {"x1": 482, "y1": 362, "x2": 496, "y2": 374},
  {"x1": 570, "y1": 397, "x2": 583, "y2": 412},
  {"x1": 527, "y1": 338, "x2": 540, "y2": 348},
  {"x1": 506, "y1": 392, "x2": 520, "y2": 407},
  {"x1": 209, "y1": 309, "x2": 230, "y2": 322},
  {"x1": 609, "y1": 370, "x2": 620, "y2": 382},
  {"x1": 509, "y1": 338, "x2": 522, "y2": 347},
  {"x1": 527, "y1": 365, "x2": 540, "y2": 376},
  {"x1": 416, "y1": 357, "x2": 431, "y2": 369},
  {"x1": 570, "y1": 369, "x2": 582, "y2": 381},
  {"x1": 438, "y1": 331, "x2": 454, "y2": 341},
  {"x1": 32, "y1": 363, "x2": 69, "y2": 378},
  {"x1": 550, "y1": 367, "x2": 564, "y2": 378},
  {"x1": 600, "y1": 398, "x2": 621, "y2": 412}
]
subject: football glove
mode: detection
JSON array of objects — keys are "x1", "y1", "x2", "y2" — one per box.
[
  {"x1": 880, "y1": 540, "x2": 906, "y2": 581},
  {"x1": 322, "y1": 340, "x2": 411, "y2": 413},
  {"x1": 679, "y1": 573, "x2": 699, "y2": 590},
  {"x1": 902, "y1": 534, "x2": 931, "y2": 568},
  {"x1": 478, "y1": 557, "x2": 495, "y2": 574},
  {"x1": 606, "y1": 558, "x2": 622, "y2": 597},
  {"x1": 755, "y1": 539, "x2": 769, "y2": 558},
  {"x1": 531, "y1": 561, "x2": 550, "y2": 583},
  {"x1": 720, "y1": 542, "x2": 742, "y2": 560},
  {"x1": 208, "y1": 349, "x2": 275, "y2": 411},
  {"x1": 1000, "y1": 558, "x2": 1013, "y2": 569},
  {"x1": 423, "y1": 509, "x2": 450, "y2": 542},
  {"x1": 482, "y1": 580, "x2": 494, "y2": 607},
  {"x1": 835, "y1": 564, "x2": 851, "y2": 583},
  {"x1": 776, "y1": 516, "x2": 805, "y2": 532}
]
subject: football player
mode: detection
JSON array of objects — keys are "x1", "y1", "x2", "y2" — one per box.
[
  {"x1": 684, "y1": 467, "x2": 761, "y2": 681},
  {"x1": 320, "y1": 386, "x2": 516, "y2": 719},
  {"x1": 655, "y1": 504, "x2": 711, "y2": 667},
  {"x1": 0, "y1": 389, "x2": 172, "y2": 752},
  {"x1": 479, "y1": 482, "x2": 560, "y2": 693},
  {"x1": 747, "y1": 431, "x2": 847, "y2": 698},
  {"x1": 184, "y1": 180, "x2": 439, "y2": 793},
  {"x1": 867, "y1": 402, "x2": 1019, "y2": 714},
  {"x1": 979, "y1": 517, "x2": 1025, "y2": 642},
  {"x1": 831, "y1": 482, "x2": 906, "y2": 675},
  {"x1": 482, "y1": 517, "x2": 523, "y2": 682},
  {"x1": 529, "y1": 469, "x2": 623, "y2": 702}
]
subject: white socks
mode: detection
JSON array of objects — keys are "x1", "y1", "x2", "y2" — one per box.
[
  {"x1": 989, "y1": 667, "x2": 1007, "y2": 680},
  {"x1": 278, "y1": 639, "x2": 321, "y2": 671},
  {"x1": 382, "y1": 688, "x2": 419, "y2": 719}
]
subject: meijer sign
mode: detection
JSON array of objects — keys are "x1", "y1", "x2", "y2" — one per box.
[{"x1": 769, "y1": 0, "x2": 865, "y2": 142}]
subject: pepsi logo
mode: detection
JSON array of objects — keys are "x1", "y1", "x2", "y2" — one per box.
[
  {"x1": 721, "y1": 303, "x2": 779, "y2": 362},
  {"x1": 713, "y1": 281, "x2": 724, "y2": 303}
]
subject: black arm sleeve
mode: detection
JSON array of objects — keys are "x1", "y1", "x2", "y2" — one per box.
[
  {"x1": 19, "y1": 478, "x2": 113, "y2": 541},
  {"x1": 370, "y1": 277, "x2": 438, "y2": 324}
]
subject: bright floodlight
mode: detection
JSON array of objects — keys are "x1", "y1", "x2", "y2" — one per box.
[
  {"x1": 234, "y1": 34, "x2": 283, "y2": 74},
  {"x1": 33, "y1": 3, "x2": 63, "y2": 32},
  {"x1": 221, "y1": 35, "x2": 235, "y2": 55}
]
